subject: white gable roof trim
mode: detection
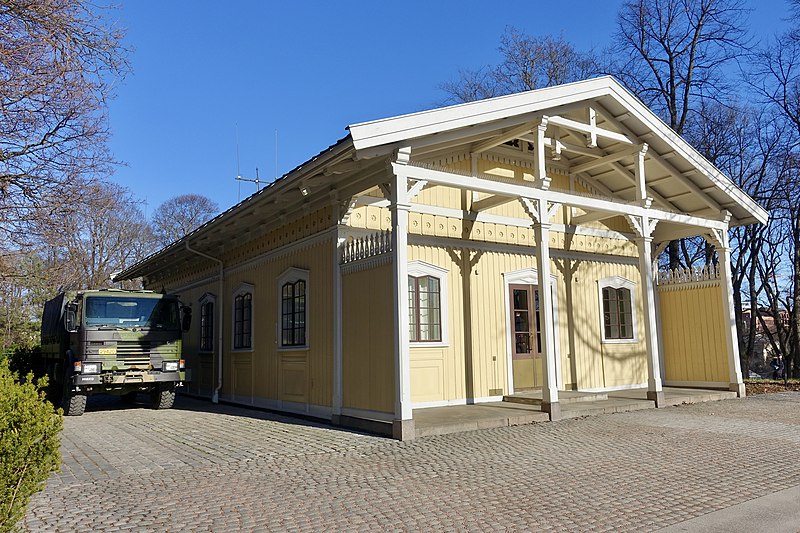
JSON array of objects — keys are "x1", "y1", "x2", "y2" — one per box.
[{"x1": 348, "y1": 76, "x2": 767, "y2": 227}]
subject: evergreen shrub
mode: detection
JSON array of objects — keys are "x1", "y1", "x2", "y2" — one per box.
[{"x1": 0, "y1": 361, "x2": 62, "y2": 532}]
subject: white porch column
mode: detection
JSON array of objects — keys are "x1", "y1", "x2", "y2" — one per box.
[
  {"x1": 636, "y1": 223, "x2": 665, "y2": 407},
  {"x1": 532, "y1": 200, "x2": 560, "y2": 420},
  {"x1": 706, "y1": 223, "x2": 746, "y2": 397},
  {"x1": 390, "y1": 148, "x2": 414, "y2": 440},
  {"x1": 331, "y1": 224, "x2": 345, "y2": 422}
]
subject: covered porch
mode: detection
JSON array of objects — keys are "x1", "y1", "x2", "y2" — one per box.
[{"x1": 413, "y1": 387, "x2": 737, "y2": 438}]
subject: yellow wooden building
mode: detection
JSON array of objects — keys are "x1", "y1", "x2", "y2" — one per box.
[{"x1": 115, "y1": 77, "x2": 767, "y2": 440}]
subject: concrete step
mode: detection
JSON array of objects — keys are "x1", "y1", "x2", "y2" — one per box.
[
  {"x1": 503, "y1": 390, "x2": 608, "y2": 406},
  {"x1": 560, "y1": 398, "x2": 655, "y2": 419},
  {"x1": 413, "y1": 403, "x2": 550, "y2": 439}
]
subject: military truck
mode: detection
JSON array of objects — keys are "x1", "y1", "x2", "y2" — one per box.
[{"x1": 39, "y1": 289, "x2": 191, "y2": 416}]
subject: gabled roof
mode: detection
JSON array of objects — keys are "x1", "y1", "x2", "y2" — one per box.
[
  {"x1": 348, "y1": 76, "x2": 767, "y2": 227},
  {"x1": 115, "y1": 76, "x2": 766, "y2": 282}
]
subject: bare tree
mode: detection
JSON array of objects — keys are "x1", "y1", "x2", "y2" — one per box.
[
  {"x1": 34, "y1": 181, "x2": 155, "y2": 290},
  {"x1": 0, "y1": 0, "x2": 128, "y2": 258},
  {"x1": 440, "y1": 28, "x2": 596, "y2": 103},
  {"x1": 612, "y1": 0, "x2": 750, "y2": 133},
  {"x1": 610, "y1": 0, "x2": 751, "y2": 269},
  {"x1": 150, "y1": 194, "x2": 219, "y2": 247}
]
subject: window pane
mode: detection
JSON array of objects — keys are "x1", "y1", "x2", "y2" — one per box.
[
  {"x1": 409, "y1": 275, "x2": 442, "y2": 343},
  {"x1": 513, "y1": 289, "x2": 528, "y2": 310},
  {"x1": 427, "y1": 277, "x2": 439, "y2": 293}
]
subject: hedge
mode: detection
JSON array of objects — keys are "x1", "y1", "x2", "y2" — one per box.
[{"x1": 0, "y1": 361, "x2": 62, "y2": 532}]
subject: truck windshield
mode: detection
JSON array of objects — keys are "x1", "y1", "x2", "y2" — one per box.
[{"x1": 83, "y1": 297, "x2": 180, "y2": 330}]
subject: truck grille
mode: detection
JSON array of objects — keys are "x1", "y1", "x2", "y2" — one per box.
[{"x1": 116, "y1": 341, "x2": 151, "y2": 359}]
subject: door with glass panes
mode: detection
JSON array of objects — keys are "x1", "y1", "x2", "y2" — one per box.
[{"x1": 509, "y1": 284, "x2": 543, "y2": 390}]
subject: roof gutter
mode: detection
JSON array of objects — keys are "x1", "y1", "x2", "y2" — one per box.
[{"x1": 185, "y1": 241, "x2": 224, "y2": 404}]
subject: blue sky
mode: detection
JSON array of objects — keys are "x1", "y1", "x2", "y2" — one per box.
[{"x1": 108, "y1": 1, "x2": 792, "y2": 215}]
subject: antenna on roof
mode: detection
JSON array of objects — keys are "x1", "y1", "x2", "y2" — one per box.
[
  {"x1": 235, "y1": 124, "x2": 241, "y2": 202},
  {"x1": 236, "y1": 167, "x2": 262, "y2": 192},
  {"x1": 275, "y1": 129, "x2": 279, "y2": 180}
]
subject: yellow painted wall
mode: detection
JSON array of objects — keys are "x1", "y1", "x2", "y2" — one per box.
[
  {"x1": 173, "y1": 285, "x2": 214, "y2": 397},
  {"x1": 341, "y1": 263, "x2": 395, "y2": 414},
  {"x1": 407, "y1": 242, "x2": 649, "y2": 403},
  {"x1": 659, "y1": 284, "x2": 729, "y2": 384},
  {"x1": 157, "y1": 235, "x2": 335, "y2": 411}
]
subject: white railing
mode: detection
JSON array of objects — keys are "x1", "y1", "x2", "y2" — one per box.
[
  {"x1": 656, "y1": 264, "x2": 721, "y2": 286},
  {"x1": 341, "y1": 230, "x2": 392, "y2": 264}
]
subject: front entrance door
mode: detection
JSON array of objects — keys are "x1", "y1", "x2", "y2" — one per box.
[{"x1": 509, "y1": 284, "x2": 542, "y2": 391}]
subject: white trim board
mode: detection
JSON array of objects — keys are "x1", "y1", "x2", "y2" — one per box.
[{"x1": 408, "y1": 233, "x2": 639, "y2": 266}]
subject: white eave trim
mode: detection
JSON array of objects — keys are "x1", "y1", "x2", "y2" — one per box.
[
  {"x1": 349, "y1": 78, "x2": 612, "y2": 151},
  {"x1": 349, "y1": 76, "x2": 767, "y2": 227}
]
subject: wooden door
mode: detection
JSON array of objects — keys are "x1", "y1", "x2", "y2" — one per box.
[{"x1": 510, "y1": 284, "x2": 542, "y2": 391}]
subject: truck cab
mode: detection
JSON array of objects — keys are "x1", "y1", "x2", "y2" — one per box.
[{"x1": 40, "y1": 289, "x2": 191, "y2": 415}]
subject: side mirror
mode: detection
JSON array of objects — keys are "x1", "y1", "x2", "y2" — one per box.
[
  {"x1": 181, "y1": 306, "x2": 192, "y2": 332},
  {"x1": 65, "y1": 303, "x2": 78, "y2": 332}
]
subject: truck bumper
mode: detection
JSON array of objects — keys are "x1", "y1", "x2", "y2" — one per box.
[{"x1": 72, "y1": 371, "x2": 186, "y2": 386}]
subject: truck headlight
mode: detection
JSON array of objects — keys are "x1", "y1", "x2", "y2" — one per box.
[
  {"x1": 82, "y1": 362, "x2": 101, "y2": 374},
  {"x1": 162, "y1": 361, "x2": 179, "y2": 372}
]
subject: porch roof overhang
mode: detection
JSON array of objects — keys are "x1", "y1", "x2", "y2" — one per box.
[
  {"x1": 113, "y1": 136, "x2": 365, "y2": 282},
  {"x1": 348, "y1": 76, "x2": 768, "y2": 229}
]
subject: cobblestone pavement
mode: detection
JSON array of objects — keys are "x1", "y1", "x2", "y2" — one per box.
[{"x1": 24, "y1": 392, "x2": 800, "y2": 532}]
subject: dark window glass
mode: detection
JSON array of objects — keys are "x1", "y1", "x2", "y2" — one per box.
[
  {"x1": 200, "y1": 301, "x2": 213, "y2": 351},
  {"x1": 234, "y1": 293, "x2": 252, "y2": 349},
  {"x1": 408, "y1": 275, "x2": 442, "y2": 342},
  {"x1": 602, "y1": 286, "x2": 633, "y2": 340},
  {"x1": 281, "y1": 281, "x2": 306, "y2": 347}
]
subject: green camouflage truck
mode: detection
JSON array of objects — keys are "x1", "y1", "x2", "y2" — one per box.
[{"x1": 39, "y1": 289, "x2": 191, "y2": 416}]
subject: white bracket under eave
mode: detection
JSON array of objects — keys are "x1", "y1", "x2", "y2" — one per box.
[
  {"x1": 520, "y1": 198, "x2": 561, "y2": 225},
  {"x1": 624, "y1": 214, "x2": 658, "y2": 239},
  {"x1": 338, "y1": 196, "x2": 358, "y2": 225}
]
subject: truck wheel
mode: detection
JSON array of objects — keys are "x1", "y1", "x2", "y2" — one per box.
[
  {"x1": 150, "y1": 385, "x2": 175, "y2": 410},
  {"x1": 62, "y1": 389, "x2": 87, "y2": 416}
]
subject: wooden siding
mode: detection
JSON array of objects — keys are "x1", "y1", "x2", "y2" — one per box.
[
  {"x1": 407, "y1": 242, "x2": 648, "y2": 403},
  {"x1": 157, "y1": 234, "x2": 335, "y2": 412},
  {"x1": 341, "y1": 263, "x2": 395, "y2": 414},
  {"x1": 659, "y1": 284, "x2": 729, "y2": 384}
]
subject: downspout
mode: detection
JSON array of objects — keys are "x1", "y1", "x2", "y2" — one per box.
[{"x1": 185, "y1": 241, "x2": 224, "y2": 403}]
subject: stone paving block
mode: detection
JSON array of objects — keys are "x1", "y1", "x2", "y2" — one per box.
[{"x1": 21, "y1": 392, "x2": 800, "y2": 532}]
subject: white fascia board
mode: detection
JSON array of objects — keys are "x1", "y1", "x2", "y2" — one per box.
[
  {"x1": 603, "y1": 84, "x2": 769, "y2": 226},
  {"x1": 350, "y1": 75, "x2": 766, "y2": 227},
  {"x1": 349, "y1": 77, "x2": 615, "y2": 151}
]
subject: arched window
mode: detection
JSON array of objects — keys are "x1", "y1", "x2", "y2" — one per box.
[
  {"x1": 598, "y1": 277, "x2": 637, "y2": 343},
  {"x1": 278, "y1": 268, "x2": 309, "y2": 349},
  {"x1": 199, "y1": 293, "x2": 216, "y2": 352},
  {"x1": 232, "y1": 284, "x2": 253, "y2": 350},
  {"x1": 407, "y1": 261, "x2": 449, "y2": 346},
  {"x1": 281, "y1": 280, "x2": 306, "y2": 347}
]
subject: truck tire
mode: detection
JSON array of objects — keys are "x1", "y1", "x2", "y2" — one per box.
[
  {"x1": 150, "y1": 385, "x2": 175, "y2": 410},
  {"x1": 62, "y1": 390, "x2": 87, "y2": 416}
]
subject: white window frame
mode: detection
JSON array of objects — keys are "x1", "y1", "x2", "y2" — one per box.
[
  {"x1": 597, "y1": 276, "x2": 638, "y2": 344},
  {"x1": 231, "y1": 282, "x2": 254, "y2": 352},
  {"x1": 407, "y1": 260, "x2": 449, "y2": 348},
  {"x1": 198, "y1": 292, "x2": 216, "y2": 353},
  {"x1": 277, "y1": 267, "x2": 309, "y2": 351}
]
